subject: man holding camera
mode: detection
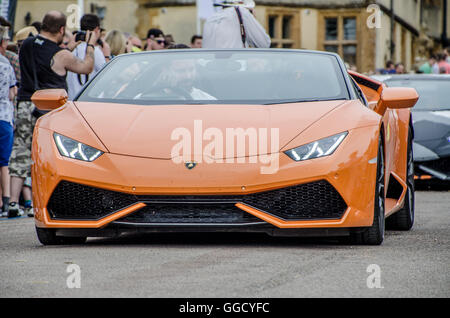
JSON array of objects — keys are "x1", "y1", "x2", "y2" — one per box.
[
  {"x1": 7, "y1": 11, "x2": 98, "y2": 217},
  {"x1": 66, "y1": 14, "x2": 109, "y2": 100}
]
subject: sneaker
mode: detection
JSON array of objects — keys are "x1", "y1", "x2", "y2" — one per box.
[
  {"x1": 25, "y1": 206, "x2": 34, "y2": 217},
  {"x1": 1, "y1": 211, "x2": 7, "y2": 217},
  {"x1": 7, "y1": 202, "x2": 19, "y2": 218}
]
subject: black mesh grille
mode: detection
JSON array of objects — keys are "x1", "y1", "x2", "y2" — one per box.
[
  {"x1": 47, "y1": 181, "x2": 136, "y2": 220},
  {"x1": 242, "y1": 180, "x2": 347, "y2": 220},
  {"x1": 47, "y1": 180, "x2": 347, "y2": 221},
  {"x1": 118, "y1": 204, "x2": 262, "y2": 224},
  {"x1": 136, "y1": 180, "x2": 346, "y2": 220}
]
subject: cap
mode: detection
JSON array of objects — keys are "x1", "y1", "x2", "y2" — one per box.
[
  {"x1": 14, "y1": 26, "x2": 38, "y2": 42},
  {"x1": 218, "y1": 0, "x2": 255, "y2": 9},
  {"x1": 147, "y1": 28, "x2": 164, "y2": 39}
]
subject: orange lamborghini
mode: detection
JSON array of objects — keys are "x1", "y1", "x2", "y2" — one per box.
[{"x1": 31, "y1": 49, "x2": 418, "y2": 245}]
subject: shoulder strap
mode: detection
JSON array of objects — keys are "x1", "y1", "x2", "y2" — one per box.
[
  {"x1": 74, "y1": 46, "x2": 89, "y2": 86},
  {"x1": 234, "y1": 7, "x2": 247, "y2": 47}
]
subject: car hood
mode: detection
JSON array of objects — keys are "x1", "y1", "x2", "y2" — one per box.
[
  {"x1": 412, "y1": 110, "x2": 450, "y2": 161},
  {"x1": 74, "y1": 100, "x2": 348, "y2": 159}
]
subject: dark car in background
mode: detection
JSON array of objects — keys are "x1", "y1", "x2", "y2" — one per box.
[{"x1": 374, "y1": 75, "x2": 450, "y2": 184}]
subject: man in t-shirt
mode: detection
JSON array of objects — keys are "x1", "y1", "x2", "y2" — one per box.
[
  {"x1": 66, "y1": 14, "x2": 108, "y2": 100},
  {"x1": 8, "y1": 11, "x2": 98, "y2": 217},
  {"x1": 419, "y1": 55, "x2": 438, "y2": 74}
]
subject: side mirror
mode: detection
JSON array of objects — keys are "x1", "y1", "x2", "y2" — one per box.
[
  {"x1": 375, "y1": 87, "x2": 419, "y2": 115},
  {"x1": 31, "y1": 89, "x2": 68, "y2": 111}
]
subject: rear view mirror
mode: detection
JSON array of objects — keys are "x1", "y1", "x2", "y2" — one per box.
[
  {"x1": 375, "y1": 87, "x2": 419, "y2": 115},
  {"x1": 31, "y1": 89, "x2": 68, "y2": 111}
]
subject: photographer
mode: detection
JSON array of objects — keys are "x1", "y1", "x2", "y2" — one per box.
[
  {"x1": 67, "y1": 14, "x2": 110, "y2": 100},
  {"x1": 7, "y1": 11, "x2": 98, "y2": 217}
]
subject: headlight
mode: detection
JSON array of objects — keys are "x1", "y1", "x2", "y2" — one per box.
[
  {"x1": 284, "y1": 132, "x2": 348, "y2": 162},
  {"x1": 53, "y1": 133, "x2": 104, "y2": 162}
]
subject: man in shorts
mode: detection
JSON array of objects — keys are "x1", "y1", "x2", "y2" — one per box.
[
  {"x1": 0, "y1": 26, "x2": 17, "y2": 217},
  {"x1": 8, "y1": 11, "x2": 98, "y2": 217}
]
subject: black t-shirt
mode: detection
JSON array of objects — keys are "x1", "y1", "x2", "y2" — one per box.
[{"x1": 18, "y1": 35, "x2": 68, "y2": 101}]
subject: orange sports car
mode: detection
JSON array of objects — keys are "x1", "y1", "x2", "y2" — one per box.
[{"x1": 31, "y1": 49, "x2": 418, "y2": 245}]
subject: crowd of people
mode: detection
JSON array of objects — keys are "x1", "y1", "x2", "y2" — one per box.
[
  {"x1": 0, "y1": 0, "x2": 448, "y2": 218},
  {"x1": 0, "y1": 0, "x2": 271, "y2": 218},
  {"x1": 376, "y1": 48, "x2": 450, "y2": 75},
  {"x1": 0, "y1": 14, "x2": 209, "y2": 218}
]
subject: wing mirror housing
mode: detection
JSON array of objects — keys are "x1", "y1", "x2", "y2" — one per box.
[
  {"x1": 375, "y1": 87, "x2": 419, "y2": 115},
  {"x1": 31, "y1": 89, "x2": 68, "y2": 111}
]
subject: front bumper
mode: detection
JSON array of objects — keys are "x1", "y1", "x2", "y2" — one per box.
[{"x1": 32, "y1": 125, "x2": 380, "y2": 231}]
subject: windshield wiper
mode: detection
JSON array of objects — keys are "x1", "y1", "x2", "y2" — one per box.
[{"x1": 263, "y1": 98, "x2": 346, "y2": 105}]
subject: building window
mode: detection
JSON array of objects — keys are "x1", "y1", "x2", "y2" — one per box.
[
  {"x1": 322, "y1": 15, "x2": 358, "y2": 66},
  {"x1": 266, "y1": 10, "x2": 299, "y2": 48}
]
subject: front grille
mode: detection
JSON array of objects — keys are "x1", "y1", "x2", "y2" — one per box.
[
  {"x1": 47, "y1": 181, "x2": 136, "y2": 220},
  {"x1": 136, "y1": 180, "x2": 347, "y2": 220},
  {"x1": 118, "y1": 204, "x2": 262, "y2": 224},
  {"x1": 47, "y1": 180, "x2": 347, "y2": 221},
  {"x1": 242, "y1": 180, "x2": 347, "y2": 220}
]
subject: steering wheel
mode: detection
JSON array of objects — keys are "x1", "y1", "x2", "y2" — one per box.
[{"x1": 139, "y1": 85, "x2": 193, "y2": 100}]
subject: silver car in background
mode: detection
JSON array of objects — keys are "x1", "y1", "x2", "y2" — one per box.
[{"x1": 374, "y1": 75, "x2": 450, "y2": 183}]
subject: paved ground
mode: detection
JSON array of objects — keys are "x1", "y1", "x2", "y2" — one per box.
[{"x1": 0, "y1": 190, "x2": 448, "y2": 298}]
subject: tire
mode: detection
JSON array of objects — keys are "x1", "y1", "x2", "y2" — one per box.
[
  {"x1": 36, "y1": 227, "x2": 87, "y2": 245},
  {"x1": 350, "y1": 134, "x2": 385, "y2": 245},
  {"x1": 386, "y1": 126, "x2": 414, "y2": 230},
  {"x1": 36, "y1": 227, "x2": 59, "y2": 245}
]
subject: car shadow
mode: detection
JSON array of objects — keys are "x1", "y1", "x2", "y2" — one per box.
[{"x1": 83, "y1": 232, "x2": 359, "y2": 248}]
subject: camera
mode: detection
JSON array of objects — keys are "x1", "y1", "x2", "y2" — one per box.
[
  {"x1": 75, "y1": 30, "x2": 86, "y2": 42},
  {"x1": 74, "y1": 30, "x2": 103, "y2": 47}
]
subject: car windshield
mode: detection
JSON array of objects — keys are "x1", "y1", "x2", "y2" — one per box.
[
  {"x1": 76, "y1": 50, "x2": 349, "y2": 105},
  {"x1": 385, "y1": 79, "x2": 450, "y2": 111}
]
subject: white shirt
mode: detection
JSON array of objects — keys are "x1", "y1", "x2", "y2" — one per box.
[
  {"x1": 66, "y1": 43, "x2": 106, "y2": 100},
  {"x1": 0, "y1": 59, "x2": 16, "y2": 125},
  {"x1": 203, "y1": 7, "x2": 271, "y2": 49}
]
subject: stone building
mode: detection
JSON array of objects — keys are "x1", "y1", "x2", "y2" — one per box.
[{"x1": 12, "y1": 0, "x2": 450, "y2": 73}]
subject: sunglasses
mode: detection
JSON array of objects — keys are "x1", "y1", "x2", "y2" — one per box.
[{"x1": 156, "y1": 39, "x2": 166, "y2": 45}]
